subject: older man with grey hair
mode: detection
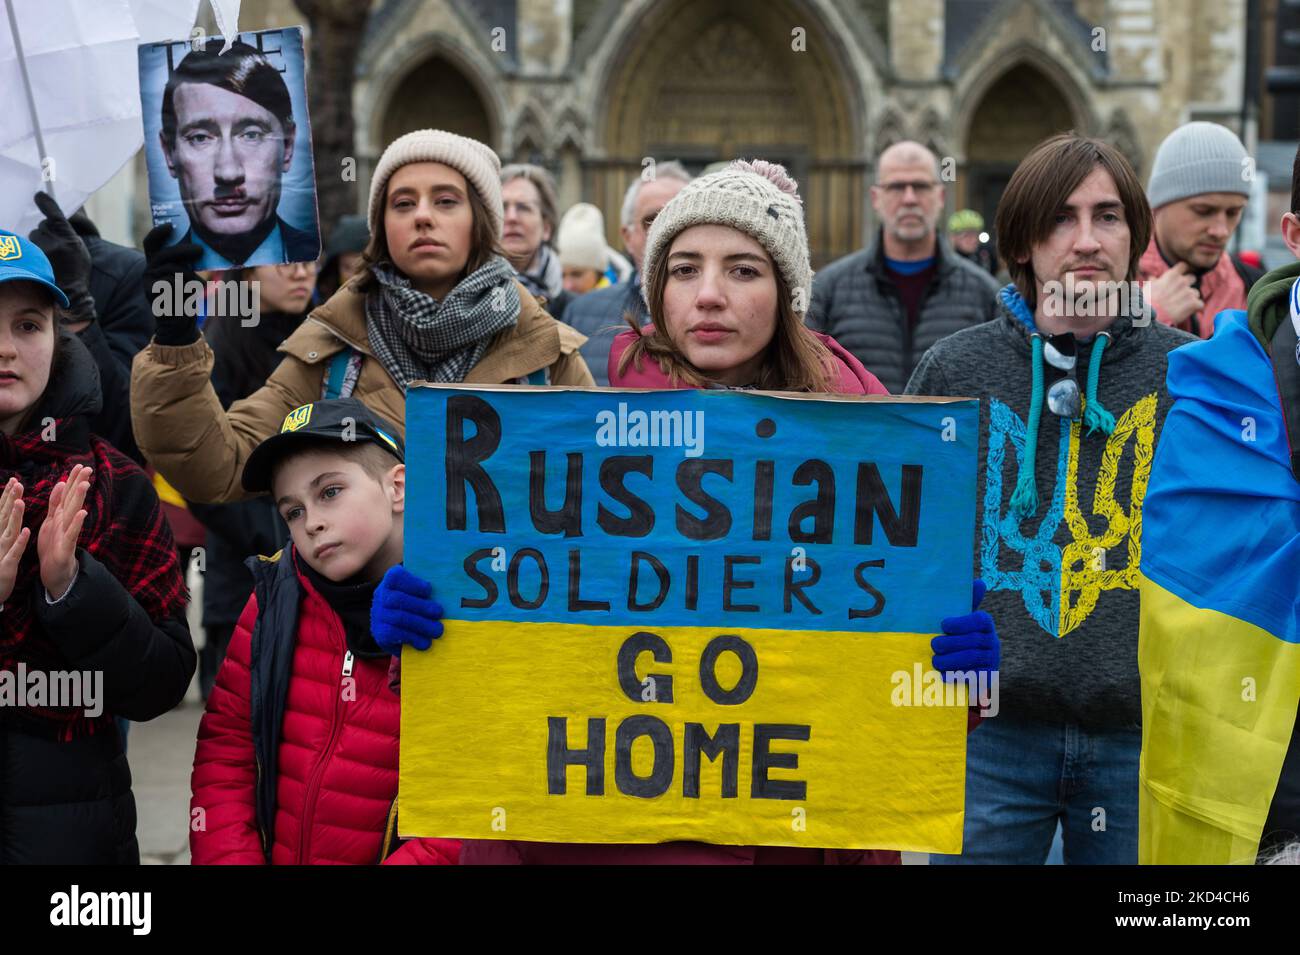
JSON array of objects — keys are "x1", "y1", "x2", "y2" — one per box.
[
  {"x1": 808, "y1": 140, "x2": 999, "y2": 393},
  {"x1": 560, "y1": 160, "x2": 692, "y2": 384}
]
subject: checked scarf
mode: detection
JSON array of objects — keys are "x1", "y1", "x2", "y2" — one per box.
[
  {"x1": 365, "y1": 256, "x2": 521, "y2": 389},
  {"x1": 0, "y1": 419, "x2": 187, "y2": 740}
]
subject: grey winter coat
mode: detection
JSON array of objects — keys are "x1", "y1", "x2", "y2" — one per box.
[{"x1": 807, "y1": 231, "x2": 1000, "y2": 393}]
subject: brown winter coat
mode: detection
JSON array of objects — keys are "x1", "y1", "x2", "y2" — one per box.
[{"x1": 130, "y1": 279, "x2": 593, "y2": 503}]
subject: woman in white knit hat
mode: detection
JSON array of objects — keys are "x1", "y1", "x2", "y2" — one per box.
[
  {"x1": 131, "y1": 128, "x2": 593, "y2": 506},
  {"x1": 557, "y1": 202, "x2": 613, "y2": 296},
  {"x1": 608, "y1": 159, "x2": 887, "y2": 395},
  {"x1": 455, "y1": 163, "x2": 999, "y2": 867}
]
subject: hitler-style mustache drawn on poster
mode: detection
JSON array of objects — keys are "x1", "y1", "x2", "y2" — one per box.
[{"x1": 138, "y1": 27, "x2": 321, "y2": 271}]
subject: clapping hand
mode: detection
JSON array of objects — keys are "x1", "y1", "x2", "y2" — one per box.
[
  {"x1": 0, "y1": 477, "x2": 31, "y2": 605},
  {"x1": 36, "y1": 464, "x2": 91, "y2": 602}
]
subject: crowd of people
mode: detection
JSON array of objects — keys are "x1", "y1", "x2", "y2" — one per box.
[{"x1": 0, "y1": 98, "x2": 1295, "y2": 867}]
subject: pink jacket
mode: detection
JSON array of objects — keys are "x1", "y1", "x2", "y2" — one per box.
[
  {"x1": 459, "y1": 325, "x2": 897, "y2": 865},
  {"x1": 1139, "y1": 237, "x2": 1248, "y2": 339},
  {"x1": 606, "y1": 326, "x2": 890, "y2": 395}
]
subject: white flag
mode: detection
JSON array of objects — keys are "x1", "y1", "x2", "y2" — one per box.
[{"x1": 209, "y1": 0, "x2": 241, "y2": 53}]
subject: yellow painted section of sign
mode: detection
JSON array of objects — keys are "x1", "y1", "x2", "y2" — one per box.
[{"x1": 399, "y1": 620, "x2": 968, "y2": 852}]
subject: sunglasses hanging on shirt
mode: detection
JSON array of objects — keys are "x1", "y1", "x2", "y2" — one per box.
[{"x1": 1042, "y1": 333, "x2": 1081, "y2": 420}]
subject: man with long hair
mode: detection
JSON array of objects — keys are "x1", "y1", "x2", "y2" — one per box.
[{"x1": 906, "y1": 134, "x2": 1195, "y2": 864}]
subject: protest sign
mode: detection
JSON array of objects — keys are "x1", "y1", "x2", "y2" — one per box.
[
  {"x1": 138, "y1": 26, "x2": 321, "y2": 271},
  {"x1": 399, "y1": 385, "x2": 979, "y2": 852}
]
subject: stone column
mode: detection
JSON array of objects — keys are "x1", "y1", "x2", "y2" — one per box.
[
  {"x1": 889, "y1": 0, "x2": 943, "y2": 82},
  {"x1": 518, "y1": 0, "x2": 572, "y2": 76}
]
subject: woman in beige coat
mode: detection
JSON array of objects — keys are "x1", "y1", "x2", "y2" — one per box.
[{"x1": 130, "y1": 129, "x2": 593, "y2": 505}]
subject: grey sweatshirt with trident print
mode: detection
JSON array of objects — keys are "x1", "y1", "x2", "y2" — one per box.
[{"x1": 905, "y1": 284, "x2": 1194, "y2": 729}]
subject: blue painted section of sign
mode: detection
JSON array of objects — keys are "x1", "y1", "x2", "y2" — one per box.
[{"x1": 407, "y1": 387, "x2": 978, "y2": 635}]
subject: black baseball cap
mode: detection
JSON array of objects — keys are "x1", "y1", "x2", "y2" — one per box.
[{"x1": 242, "y1": 397, "x2": 404, "y2": 493}]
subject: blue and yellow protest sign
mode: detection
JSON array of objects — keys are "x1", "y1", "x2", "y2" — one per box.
[{"x1": 399, "y1": 385, "x2": 979, "y2": 852}]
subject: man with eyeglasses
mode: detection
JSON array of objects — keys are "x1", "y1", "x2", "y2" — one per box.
[
  {"x1": 808, "y1": 140, "x2": 999, "y2": 393},
  {"x1": 559, "y1": 161, "x2": 692, "y2": 385},
  {"x1": 905, "y1": 134, "x2": 1195, "y2": 865}
]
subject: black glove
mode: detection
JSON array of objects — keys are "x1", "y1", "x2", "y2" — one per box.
[
  {"x1": 143, "y1": 223, "x2": 203, "y2": 346},
  {"x1": 68, "y1": 207, "x2": 100, "y2": 240},
  {"x1": 28, "y1": 191, "x2": 95, "y2": 325}
]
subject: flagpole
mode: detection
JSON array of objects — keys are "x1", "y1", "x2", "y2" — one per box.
[{"x1": 4, "y1": 0, "x2": 54, "y2": 199}]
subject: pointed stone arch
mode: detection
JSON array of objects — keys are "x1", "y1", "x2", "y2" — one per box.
[
  {"x1": 554, "y1": 106, "x2": 587, "y2": 153},
  {"x1": 959, "y1": 55, "x2": 1089, "y2": 226},
  {"x1": 872, "y1": 109, "x2": 908, "y2": 155},
  {"x1": 584, "y1": 0, "x2": 869, "y2": 264},
  {"x1": 357, "y1": 30, "x2": 505, "y2": 207},
  {"x1": 511, "y1": 101, "x2": 550, "y2": 163},
  {"x1": 1104, "y1": 110, "x2": 1145, "y2": 180},
  {"x1": 378, "y1": 53, "x2": 495, "y2": 150},
  {"x1": 918, "y1": 107, "x2": 950, "y2": 161}
]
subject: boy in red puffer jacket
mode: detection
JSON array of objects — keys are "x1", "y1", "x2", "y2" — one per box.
[{"x1": 189, "y1": 398, "x2": 455, "y2": 865}]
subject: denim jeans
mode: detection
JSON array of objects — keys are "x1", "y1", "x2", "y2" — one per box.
[{"x1": 931, "y1": 712, "x2": 1140, "y2": 865}]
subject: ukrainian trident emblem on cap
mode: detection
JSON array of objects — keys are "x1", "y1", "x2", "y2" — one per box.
[
  {"x1": 281, "y1": 403, "x2": 314, "y2": 433},
  {"x1": 0, "y1": 235, "x2": 21, "y2": 261}
]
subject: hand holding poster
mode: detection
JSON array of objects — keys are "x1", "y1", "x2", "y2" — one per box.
[
  {"x1": 137, "y1": 27, "x2": 321, "y2": 271},
  {"x1": 399, "y1": 385, "x2": 979, "y2": 852}
]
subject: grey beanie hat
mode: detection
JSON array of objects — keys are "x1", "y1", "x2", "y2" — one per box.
[
  {"x1": 367, "y1": 129, "x2": 504, "y2": 238},
  {"x1": 1147, "y1": 121, "x2": 1251, "y2": 209},
  {"x1": 641, "y1": 159, "x2": 813, "y2": 316}
]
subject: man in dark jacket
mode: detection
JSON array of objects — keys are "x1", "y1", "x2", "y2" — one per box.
[
  {"x1": 561, "y1": 161, "x2": 692, "y2": 384},
  {"x1": 808, "y1": 141, "x2": 1000, "y2": 394}
]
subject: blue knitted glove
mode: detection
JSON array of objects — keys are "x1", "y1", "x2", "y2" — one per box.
[
  {"x1": 371, "y1": 565, "x2": 444, "y2": 654},
  {"x1": 930, "y1": 579, "x2": 1000, "y2": 680}
]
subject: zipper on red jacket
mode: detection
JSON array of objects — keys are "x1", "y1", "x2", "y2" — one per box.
[
  {"x1": 296, "y1": 632, "x2": 353, "y2": 864},
  {"x1": 375, "y1": 796, "x2": 399, "y2": 863},
  {"x1": 255, "y1": 754, "x2": 270, "y2": 858}
]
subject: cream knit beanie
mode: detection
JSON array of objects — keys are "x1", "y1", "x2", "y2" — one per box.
[
  {"x1": 367, "y1": 129, "x2": 505, "y2": 238},
  {"x1": 641, "y1": 159, "x2": 813, "y2": 315},
  {"x1": 557, "y1": 203, "x2": 609, "y2": 272}
]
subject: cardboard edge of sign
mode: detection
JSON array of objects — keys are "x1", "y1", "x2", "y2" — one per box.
[{"x1": 406, "y1": 381, "x2": 978, "y2": 405}]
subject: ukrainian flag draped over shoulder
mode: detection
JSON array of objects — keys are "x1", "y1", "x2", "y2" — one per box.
[{"x1": 1138, "y1": 305, "x2": 1300, "y2": 865}]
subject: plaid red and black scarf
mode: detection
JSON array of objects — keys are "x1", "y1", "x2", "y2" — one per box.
[{"x1": 0, "y1": 417, "x2": 188, "y2": 740}]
